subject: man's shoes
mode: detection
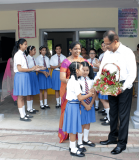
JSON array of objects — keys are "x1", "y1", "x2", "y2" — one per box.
[
  {"x1": 59, "y1": 104, "x2": 61, "y2": 107},
  {"x1": 100, "y1": 117, "x2": 108, "y2": 121},
  {"x1": 111, "y1": 146, "x2": 126, "y2": 155},
  {"x1": 100, "y1": 140, "x2": 117, "y2": 145},
  {"x1": 101, "y1": 120, "x2": 110, "y2": 125}
]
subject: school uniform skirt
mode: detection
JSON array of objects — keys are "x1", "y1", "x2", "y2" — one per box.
[
  {"x1": 63, "y1": 99, "x2": 82, "y2": 134},
  {"x1": 29, "y1": 72, "x2": 40, "y2": 95},
  {"x1": 51, "y1": 70, "x2": 61, "y2": 90},
  {"x1": 38, "y1": 69, "x2": 52, "y2": 90},
  {"x1": 13, "y1": 72, "x2": 32, "y2": 96},
  {"x1": 80, "y1": 96, "x2": 96, "y2": 125},
  {"x1": 98, "y1": 93, "x2": 108, "y2": 100}
]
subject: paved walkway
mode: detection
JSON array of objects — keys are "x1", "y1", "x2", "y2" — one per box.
[{"x1": 0, "y1": 130, "x2": 139, "y2": 160}]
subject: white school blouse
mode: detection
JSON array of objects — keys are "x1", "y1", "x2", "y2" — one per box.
[
  {"x1": 14, "y1": 50, "x2": 28, "y2": 73},
  {"x1": 94, "y1": 43, "x2": 137, "y2": 91},
  {"x1": 27, "y1": 55, "x2": 36, "y2": 69},
  {"x1": 66, "y1": 75, "x2": 82, "y2": 101},
  {"x1": 78, "y1": 76, "x2": 94, "y2": 94},
  {"x1": 35, "y1": 54, "x2": 50, "y2": 68},
  {"x1": 50, "y1": 53, "x2": 66, "y2": 70},
  {"x1": 87, "y1": 58, "x2": 99, "y2": 72}
]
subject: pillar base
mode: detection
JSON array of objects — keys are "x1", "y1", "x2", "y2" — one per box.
[{"x1": 131, "y1": 116, "x2": 139, "y2": 129}]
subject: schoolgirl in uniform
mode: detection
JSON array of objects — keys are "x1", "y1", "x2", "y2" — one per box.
[
  {"x1": 26, "y1": 46, "x2": 41, "y2": 114},
  {"x1": 62, "y1": 62, "x2": 94, "y2": 157},
  {"x1": 87, "y1": 48, "x2": 99, "y2": 111},
  {"x1": 78, "y1": 61, "x2": 96, "y2": 149},
  {"x1": 36, "y1": 46, "x2": 52, "y2": 109},
  {"x1": 50, "y1": 44, "x2": 66, "y2": 108},
  {"x1": 13, "y1": 39, "x2": 39, "y2": 121}
]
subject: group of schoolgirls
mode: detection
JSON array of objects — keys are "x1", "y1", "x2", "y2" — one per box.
[
  {"x1": 13, "y1": 38, "x2": 66, "y2": 122},
  {"x1": 62, "y1": 61, "x2": 96, "y2": 157}
]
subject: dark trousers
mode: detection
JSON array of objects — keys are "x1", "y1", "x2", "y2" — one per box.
[{"x1": 108, "y1": 87, "x2": 133, "y2": 149}]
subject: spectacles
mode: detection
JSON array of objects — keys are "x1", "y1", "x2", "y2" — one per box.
[{"x1": 104, "y1": 41, "x2": 114, "y2": 46}]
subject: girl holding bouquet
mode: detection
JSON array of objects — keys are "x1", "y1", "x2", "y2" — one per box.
[{"x1": 78, "y1": 61, "x2": 96, "y2": 149}]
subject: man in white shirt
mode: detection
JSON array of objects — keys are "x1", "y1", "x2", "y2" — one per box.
[{"x1": 95, "y1": 30, "x2": 137, "y2": 154}]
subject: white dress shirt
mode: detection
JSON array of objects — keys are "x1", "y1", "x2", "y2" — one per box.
[
  {"x1": 14, "y1": 50, "x2": 28, "y2": 73},
  {"x1": 27, "y1": 55, "x2": 36, "y2": 69},
  {"x1": 87, "y1": 58, "x2": 99, "y2": 72},
  {"x1": 66, "y1": 75, "x2": 82, "y2": 101},
  {"x1": 50, "y1": 53, "x2": 66, "y2": 70},
  {"x1": 94, "y1": 43, "x2": 137, "y2": 91},
  {"x1": 35, "y1": 54, "x2": 50, "y2": 68},
  {"x1": 78, "y1": 76, "x2": 94, "y2": 94}
]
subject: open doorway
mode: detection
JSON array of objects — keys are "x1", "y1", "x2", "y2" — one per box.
[
  {"x1": 43, "y1": 31, "x2": 76, "y2": 57},
  {"x1": 79, "y1": 31, "x2": 106, "y2": 57},
  {"x1": 0, "y1": 32, "x2": 15, "y2": 91}
]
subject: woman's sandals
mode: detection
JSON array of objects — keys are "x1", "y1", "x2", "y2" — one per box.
[
  {"x1": 70, "y1": 149, "x2": 85, "y2": 157},
  {"x1": 83, "y1": 140, "x2": 96, "y2": 147}
]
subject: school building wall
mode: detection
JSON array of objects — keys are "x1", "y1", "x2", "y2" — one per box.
[{"x1": 0, "y1": 7, "x2": 139, "y2": 58}]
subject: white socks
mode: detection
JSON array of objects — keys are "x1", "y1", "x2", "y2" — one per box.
[
  {"x1": 40, "y1": 99, "x2": 48, "y2": 106},
  {"x1": 44, "y1": 99, "x2": 48, "y2": 106},
  {"x1": 31, "y1": 100, "x2": 33, "y2": 110},
  {"x1": 22, "y1": 105, "x2": 26, "y2": 117},
  {"x1": 27, "y1": 101, "x2": 31, "y2": 111},
  {"x1": 95, "y1": 100, "x2": 99, "y2": 107},
  {"x1": 105, "y1": 108, "x2": 110, "y2": 121},
  {"x1": 56, "y1": 98, "x2": 59, "y2": 106},
  {"x1": 70, "y1": 141, "x2": 77, "y2": 153},
  {"x1": 83, "y1": 129, "x2": 89, "y2": 142},
  {"x1": 18, "y1": 108, "x2": 24, "y2": 118},
  {"x1": 40, "y1": 100, "x2": 43, "y2": 106},
  {"x1": 78, "y1": 133, "x2": 83, "y2": 145},
  {"x1": 56, "y1": 97, "x2": 61, "y2": 105}
]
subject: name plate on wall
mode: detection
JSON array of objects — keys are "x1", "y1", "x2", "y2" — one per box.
[
  {"x1": 18, "y1": 10, "x2": 36, "y2": 38},
  {"x1": 118, "y1": 8, "x2": 138, "y2": 38}
]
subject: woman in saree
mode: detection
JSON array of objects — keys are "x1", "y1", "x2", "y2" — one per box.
[
  {"x1": 58, "y1": 41, "x2": 93, "y2": 143},
  {"x1": 1, "y1": 58, "x2": 18, "y2": 103}
]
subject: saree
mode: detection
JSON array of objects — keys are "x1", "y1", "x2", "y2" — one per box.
[
  {"x1": 1, "y1": 58, "x2": 18, "y2": 102},
  {"x1": 58, "y1": 57, "x2": 88, "y2": 143}
]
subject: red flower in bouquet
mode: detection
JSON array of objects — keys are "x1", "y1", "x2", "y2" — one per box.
[
  {"x1": 107, "y1": 72, "x2": 110, "y2": 76},
  {"x1": 103, "y1": 77, "x2": 107, "y2": 82}
]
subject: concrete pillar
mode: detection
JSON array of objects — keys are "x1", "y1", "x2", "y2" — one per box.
[{"x1": 131, "y1": 64, "x2": 139, "y2": 129}]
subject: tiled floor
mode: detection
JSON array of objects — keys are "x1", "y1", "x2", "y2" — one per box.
[{"x1": 0, "y1": 94, "x2": 139, "y2": 132}]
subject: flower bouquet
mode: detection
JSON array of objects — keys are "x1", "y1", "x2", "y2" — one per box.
[{"x1": 93, "y1": 63, "x2": 123, "y2": 96}]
